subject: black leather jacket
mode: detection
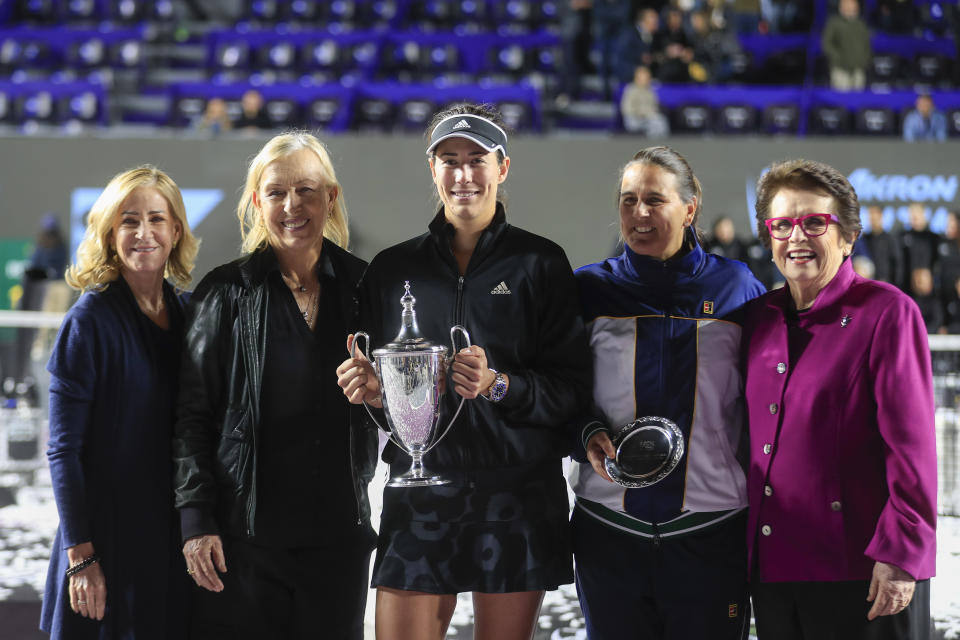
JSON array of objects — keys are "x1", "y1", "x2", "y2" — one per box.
[{"x1": 172, "y1": 241, "x2": 376, "y2": 540}]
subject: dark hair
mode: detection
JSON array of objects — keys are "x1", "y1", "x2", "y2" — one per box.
[
  {"x1": 617, "y1": 146, "x2": 704, "y2": 232},
  {"x1": 754, "y1": 159, "x2": 861, "y2": 248},
  {"x1": 425, "y1": 102, "x2": 510, "y2": 164},
  {"x1": 425, "y1": 102, "x2": 510, "y2": 207}
]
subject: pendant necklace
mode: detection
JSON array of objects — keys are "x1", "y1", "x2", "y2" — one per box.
[{"x1": 282, "y1": 271, "x2": 320, "y2": 328}]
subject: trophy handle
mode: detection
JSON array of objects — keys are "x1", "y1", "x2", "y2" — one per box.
[
  {"x1": 423, "y1": 325, "x2": 472, "y2": 454},
  {"x1": 350, "y1": 331, "x2": 401, "y2": 447}
]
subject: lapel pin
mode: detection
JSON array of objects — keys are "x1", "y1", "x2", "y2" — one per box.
[{"x1": 841, "y1": 314, "x2": 851, "y2": 327}]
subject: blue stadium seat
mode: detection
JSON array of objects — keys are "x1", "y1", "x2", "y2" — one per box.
[
  {"x1": 256, "y1": 41, "x2": 298, "y2": 71},
  {"x1": 247, "y1": 0, "x2": 281, "y2": 22},
  {"x1": 67, "y1": 37, "x2": 106, "y2": 67},
  {"x1": 671, "y1": 104, "x2": 712, "y2": 134},
  {"x1": 761, "y1": 103, "x2": 800, "y2": 134},
  {"x1": 0, "y1": 91, "x2": 12, "y2": 123},
  {"x1": 288, "y1": 0, "x2": 323, "y2": 21},
  {"x1": 108, "y1": 0, "x2": 147, "y2": 23},
  {"x1": 716, "y1": 104, "x2": 759, "y2": 134},
  {"x1": 948, "y1": 108, "x2": 960, "y2": 137},
  {"x1": 61, "y1": 88, "x2": 100, "y2": 122},
  {"x1": 914, "y1": 54, "x2": 953, "y2": 88},
  {"x1": 306, "y1": 97, "x2": 343, "y2": 129},
  {"x1": 16, "y1": 0, "x2": 58, "y2": 24},
  {"x1": 809, "y1": 105, "x2": 851, "y2": 135},
  {"x1": 263, "y1": 98, "x2": 300, "y2": 127},
  {"x1": 497, "y1": 100, "x2": 533, "y2": 131},
  {"x1": 854, "y1": 106, "x2": 897, "y2": 135},
  {"x1": 868, "y1": 53, "x2": 906, "y2": 90},
  {"x1": 212, "y1": 40, "x2": 251, "y2": 71},
  {"x1": 352, "y1": 97, "x2": 394, "y2": 130},
  {"x1": 397, "y1": 97, "x2": 435, "y2": 130},
  {"x1": 14, "y1": 89, "x2": 58, "y2": 123},
  {"x1": 64, "y1": 0, "x2": 100, "y2": 22},
  {"x1": 301, "y1": 38, "x2": 344, "y2": 73}
]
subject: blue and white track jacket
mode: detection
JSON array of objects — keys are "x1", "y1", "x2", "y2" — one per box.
[{"x1": 571, "y1": 231, "x2": 765, "y2": 539}]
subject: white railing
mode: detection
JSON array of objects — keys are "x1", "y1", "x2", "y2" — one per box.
[{"x1": 1, "y1": 312, "x2": 959, "y2": 515}]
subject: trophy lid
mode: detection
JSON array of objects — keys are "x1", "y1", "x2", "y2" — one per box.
[{"x1": 374, "y1": 281, "x2": 448, "y2": 355}]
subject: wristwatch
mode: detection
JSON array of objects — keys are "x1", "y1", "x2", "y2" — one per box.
[{"x1": 482, "y1": 369, "x2": 508, "y2": 403}]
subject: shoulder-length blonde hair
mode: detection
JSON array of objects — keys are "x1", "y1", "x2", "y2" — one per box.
[
  {"x1": 237, "y1": 131, "x2": 350, "y2": 254},
  {"x1": 65, "y1": 165, "x2": 199, "y2": 291}
]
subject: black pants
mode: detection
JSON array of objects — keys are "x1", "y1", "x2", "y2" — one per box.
[
  {"x1": 190, "y1": 535, "x2": 372, "y2": 640},
  {"x1": 572, "y1": 509, "x2": 750, "y2": 640},
  {"x1": 752, "y1": 576, "x2": 932, "y2": 640}
]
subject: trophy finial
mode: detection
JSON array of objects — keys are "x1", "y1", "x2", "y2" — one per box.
[{"x1": 393, "y1": 280, "x2": 425, "y2": 345}]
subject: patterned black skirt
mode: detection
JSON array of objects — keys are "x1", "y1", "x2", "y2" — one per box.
[{"x1": 370, "y1": 461, "x2": 573, "y2": 594}]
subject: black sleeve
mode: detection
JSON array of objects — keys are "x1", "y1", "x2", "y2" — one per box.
[
  {"x1": 172, "y1": 272, "x2": 234, "y2": 540},
  {"x1": 497, "y1": 247, "x2": 594, "y2": 429}
]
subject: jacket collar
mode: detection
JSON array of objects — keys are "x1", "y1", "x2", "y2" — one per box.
[
  {"x1": 615, "y1": 227, "x2": 705, "y2": 282},
  {"x1": 428, "y1": 202, "x2": 508, "y2": 269},
  {"x1": 239, "y1": 239, "x2": 340, "y2": 288},
  {"x1": 765, "y1": 256, "x2": 856, "y2": 317}
]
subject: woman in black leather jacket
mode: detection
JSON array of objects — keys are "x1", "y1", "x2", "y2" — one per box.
[
  {"x1": 336, "y1": 103, "x2": 592, "y2": 640},
  {"x1": 172, "y1": 132, "x2": 376, "y2": 640}
]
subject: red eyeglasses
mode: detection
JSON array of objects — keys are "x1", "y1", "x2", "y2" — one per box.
[{"x1": 764, "y1": 213, "x2": 840, "y2": 240}]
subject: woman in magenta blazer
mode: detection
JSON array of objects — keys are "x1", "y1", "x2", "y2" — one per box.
[{"x1": 742, "y1": 159, "x2": 937, "y2": 640}]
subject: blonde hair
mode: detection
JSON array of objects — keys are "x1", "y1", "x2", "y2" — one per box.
[
  {"x1": 66, "y1": 165, "x2": 199, "y2": 291},
  {"x1": 237, "y1": 131, "x2": 349, "y2": 253}
]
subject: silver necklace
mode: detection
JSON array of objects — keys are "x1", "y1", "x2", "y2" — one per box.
[{"x1": 282, "y1": 272, "x2": 320, "y2": 328}]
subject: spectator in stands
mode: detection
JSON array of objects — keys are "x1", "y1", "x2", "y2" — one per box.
[
  {"x1": 821, "y1": 0, "x2": 872, "y2": 91},
  {"x1": 744, "y1": 158, "x2": 937, "y2": 640},
  {"x1": 571, "y1": 146, "x2": 763, "y2": 640},
  {"x1": 902, "y1": 93, "x2": 948, "y2": 142},
  {"x1": 557, "y1": 0, "x2": 595, "y2": 105},
  {"x1": 233, "y1": 89, "x2": 272, "y2": 131},
  {"x1": 614, "y1": 8, "x2": 663, "y2": 86},
  {"x1": 657, "y1": 7, "x2": 695, "y2": 82},
  {"x1": 690, "y1": 9, "x2": 742, "y2": 83},
  {"x1": 704, "y1": 215, "x2": 748, "y2": 263},
  {"x1": 910, "y1": 267, "x2": 944, "y2": 333},
  {"x1": 745, "y1": 238, "x2": 780, "y2": 290},
  {"x1": 195, "y1": 97, "x2": 232, "y2": 136},
  {"x1": 336, "y1": 103, "x2": 591, "y2": 640},
  {"x1": 937, "y1": 210, "x2": 960, "y2": 301},
  {"x1": 852, "y1": 254, "x2": 877, "y2": 279},
  {"x1": 943, "y1": 276, "x2": 960, "y2": 333},
  {"x1": 760, "y1": 0, "x2": 811, "y2": 33},
  {"x1": 902, "y1": 203, "x2": 940, "y2": 283},
  {"x1": 620, "y1": 65, "x2": 670, "y2": 137},
  {"x1": 594, "y1": 0, "x2": 632, "y2": 99},
  {"x1": 174, "y1": 132, "x2": 376, "y2": 639},
  {"x1": 9, "y1": 213, "x2": 69, "y2": 389},
  {"x1": 860, "y1": 205, "x2": 903, "y2": 286},
  {"x1": 871, "y1": 0, "x2": 916, "y2": 34},
  {"x1": 730, "y1": 0, "x2": 762, "y2": 33},
  {"x1": 41, "y1": 166, "x2": 198, "y2": 638}
]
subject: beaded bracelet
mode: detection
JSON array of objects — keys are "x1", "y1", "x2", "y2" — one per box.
[{"x1": 65, "y1": 554, "x2": 100, "y2": 577}]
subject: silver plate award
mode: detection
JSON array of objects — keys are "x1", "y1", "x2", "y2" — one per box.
[{"x1": 604, "y1": 416, "x2": 685, "y2": 488}]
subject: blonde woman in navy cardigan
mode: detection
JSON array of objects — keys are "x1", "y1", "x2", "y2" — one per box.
[
  {"x1": 742, "y1": 159, "x2": 937, "y2": 640},
  {"x1": 42, "y1": 166, "x2": 198, "y2": 639}
]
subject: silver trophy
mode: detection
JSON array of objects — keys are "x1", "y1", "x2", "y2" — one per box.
[
  {"x1": 604, "y1": 416, "x2": 685, "y2": 488},
  {"x1": 352, "y1": 281, "x2": 470, "y2": 487}
]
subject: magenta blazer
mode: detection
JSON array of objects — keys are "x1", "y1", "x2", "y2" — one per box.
[{"x1": 742, "y1": 258, "x2": 937, "y2": 583}]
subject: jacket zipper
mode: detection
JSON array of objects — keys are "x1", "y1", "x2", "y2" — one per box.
[{"x1": 455, "y1": 276, "x2": 465, "y2": 342}]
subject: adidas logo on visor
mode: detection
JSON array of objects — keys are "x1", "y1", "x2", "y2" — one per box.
[{"x1": 451, "y1": 119, "x2": 471, "y2": 130}]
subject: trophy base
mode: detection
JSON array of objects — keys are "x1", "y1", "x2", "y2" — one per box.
[{"x1": 387, "y1": 473, "x2": 450, "y2": 487}]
